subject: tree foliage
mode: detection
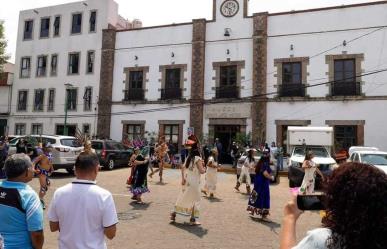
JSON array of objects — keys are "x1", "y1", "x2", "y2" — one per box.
[{"x1": 0, "y1": 21, "x2": 9, "y2": 73}]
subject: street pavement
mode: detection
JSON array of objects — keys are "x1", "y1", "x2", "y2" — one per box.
[{"x1": 29, "y1": 167, "x2": 321, "y2": 249}]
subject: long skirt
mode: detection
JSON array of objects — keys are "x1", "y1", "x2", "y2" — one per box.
[
  {"x1": 203, "y1": 167, "x2": 217, "y2": 194},
  {"x1": 174, "y1": 168, "x2": 201, "y2": 218},
  {"x1": 130, "y1": 164, "x2": 149, "y2": 196},
  {"x1": 248, "y1": 174, "x2": 270, "y2": 210}
]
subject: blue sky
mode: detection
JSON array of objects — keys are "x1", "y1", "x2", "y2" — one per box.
[{"x1": 0, "y1": 0, "x2": 378, "y2": 62}]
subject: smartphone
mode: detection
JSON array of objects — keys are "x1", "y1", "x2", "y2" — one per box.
[{"x1": 297, "y1": 195, "x2": 326, "y2": 211}]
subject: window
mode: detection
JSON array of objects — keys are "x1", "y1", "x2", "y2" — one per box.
[
  {"x1": 48, "y1": 89, "x2": 55, "y2": 111},
  {"x1": 31, "y1": 124, "x2": 43, "y2": 135},
  {"x1": 17, "y1": 90, "x2": 28, "y2": 111},
  {"x1": 68, "y1": 53, "x2": 80, "y2": 74},
  {"x1": 164, "y1": 125, "x2": 179, "y2": 152},
  {"x1": 280, "y1": 62, "x2": 304, "y2": 97},
  {"x1": 40, "y1": 18, "x2": 50, "y2": 38},
  {"x1": 125, "y1": 71, "x2": 144, "y2": 100},
  {"x1": 334, "y1": 126, "x2": 358, "y2": 151},
  {"x1": 23, "y1": 20, "x2": 33, "y2": 40},
  {"x1": 83, "y1": 124, "x2": 91, "y2": 135},
  {"x1": 333, "y1": 59, "x2": 360, "y2": 96},
  {"x1": 34, "y1": 89, "x2": 45, "y2": 111},
  {"x1": 89, "y1": 11, "x2": 97, "y2": 32},
  {"x1": 86, "y1": 51, "x2": 95, "y2": 74},
  {"x1": 15, "y1": 124, "x2": 26, "y2": 135},
  {"x1": 51, "y1": 54, "x2": 58, "y2": 76},
  {"x1": 66, "y1": 88, "x2": 77, "y2": 111},
  {"x1": 20, "y1": 57, "x2": 31, "y2": 78},
  {"x1": 217, "y1": 65, "x2": 238, "y2": 98},
  {"x1": 53, "y1": 16, "x2": 60, "y2": 36},
  {"x1": 125, "y1": 124, "x2": 142, "y2": 141},
  {"x1": 162, "y1": 68, "x2": 181, "y2": 100},
  {"x1": 83, "y1": 87, "x2": 92, "y2": 111},
  {"x1": 71, "y1": 13, "x2": 82, "y2": 34},
  {"x1": 36, "y1": 55, "x2": 47, "y2": 77}
]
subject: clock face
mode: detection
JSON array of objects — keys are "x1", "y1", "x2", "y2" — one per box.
[{"x1": 220, "y1": 0, "x2": 239, "y2": 17}]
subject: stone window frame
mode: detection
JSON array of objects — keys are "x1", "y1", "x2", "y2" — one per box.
[
  {"x1": 83, "y1": 86, "x2": 93, "y2": 112},
  {"x1": 325, "y1": 53, "x2": 365, "y2": 97},
  {"x1": 67, "y1": 52, "x2": 81, "y2": 75},
  {"x1": 17, "y1": 89, "x2": 29, "y2": 112},
  {"x1": 212, "y1": 59, "x2": 245, "y2": 99},
  {"x1": 86, "y1": 50, "x2": 95, "y2": 74},
  {"x1": 121, "y1": 120, "x2": 146, "y2": 141},
  {"x1": 23, "y1": 19, "x2": 34, "y2": 41},
  {"x1": 158, "y1": 64, "x2": 188, "y2": 100},
  {"x1": 39, "y1": 16, "x2": 51, "y2": 39},
  {"x1": 70, "y1": 12, "x2": 83, "y2": 35},
  {"x1": 36, "y1": 54, "x2": 48, "y2": 77},
  {"x1": 50, "y1": 54, "x2": 58, "y2": 77},
  {"x1": 33, "y1": 88, "x2": 45, "y2": 112},
  {"x1": 47, "y1": 88, "x2": 56, "y2": 112},
  {"x1": 325, "y1": 120, "x2": 365, "y2": 148},
  {"x1": 53, "y1": 15, "x2": 61, "y2": 38},
  {"x1": 20, "y1": 56, "x2": 32, "y2": 78},
  {"x1": 158, "y1": 120, "x2": 185, "y2": 152},
  {"x1": 123, "y1": 66, "x2": 149, "y2": 101},
  {"x1": 15, "y1": 123, "x2": 27, "y2": 135},
  {"x1": 66, "y1": 87, "x2": 78, "y2": 112},
  {"x1": 274, "y1": 57, "x2": 310, "y2": 98},
  {"x1": 31, "y1": 123, "x2": 43, "y2": 135},
  {"x1": 89, "y1": 10, "x2": 97, "y2": 33}
]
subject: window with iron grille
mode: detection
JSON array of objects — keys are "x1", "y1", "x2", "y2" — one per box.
[
  {"x1": 48, "y1": 89, "x2": 55, "y2": 111},
  {"x1": 23, "y1": 20, "x2": 33, "y2": 40},
  {"x1": 66, "y1": 88, "x2": 77, "y2": 111},
  {"x1": 89, "y1": 11, "x2": 97, "y2": 32},
  {"x1": 53, "y1": 16, "x2": 60, "y2": 36},
  {"x1": 281, "y1": 62, "x2": 304, "y2": 97},
  {"x1": 164, "y1": 125, "x2": 179, "y2": 153},
  {"x1": 36, "y1": 56, "x2": 47, "y2": 77},
  {"x1": 71, "y1": 13, "x2": 82, "y2": 34},
  {"x1": 15, "y1": 124, "x2": 26, "y2": 135},
  {"x1": 217, "y1": 65, "x2": 238, "y2": 98},
  {"x1": 165, "y1": 69, "x2": 181, "y2": 88},
  {"x1": 83, "y1": 87, "x2": 92, "y2": 111},
  {"x1": 34, "y1": 89, "x2": 45, "y2": 111},
  {"x1": 125, "y1": 124, "x2": 142, "y2": 141},
  {"x1": 40, "y1": 18, "x2": 50, "y2": 38},
  {"x1": 334, "y1": 126, "x2": 358, "y2": 151},
  {"x1": 17, "y1": 90, "x2": 28, "y2": 111},
  {"x1": 51, "y1": 54, "x2": 58, "y2": 76},
  {"x1": 20, "y1": 57, "x2": 31, "y2": 78},
  {"x1": 332, "y1": 59, "x2": 360, "y2": 96},
  {"x1": 31, "y1": 124, "x2": 43, "y2": 135},
  {"x1": 86, "y1": 51, "x2": 95, "y2": 74},
  {"x1": 68, "y1": 53, "x2": 80, "y2": 74}
]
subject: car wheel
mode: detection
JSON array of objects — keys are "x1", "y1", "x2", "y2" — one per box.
[
  {"x1": 66, "y1": 167, "x2": 74, "y2": 175},
  {"x1": 107, "y1": 159, "x2": 115, "y2": 170}
]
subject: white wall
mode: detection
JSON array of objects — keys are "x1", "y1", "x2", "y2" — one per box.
[{"x1": 0, "y1": 87, "x2": 11, "y2": 114}]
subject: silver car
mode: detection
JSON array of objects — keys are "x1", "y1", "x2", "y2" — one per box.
[{"x1": 8, "y1": 135, "x2": 83, "y2": 174}]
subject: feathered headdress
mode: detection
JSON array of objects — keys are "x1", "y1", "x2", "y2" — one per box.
[{"x1": 75, "y1": 128, "x2": 92, "y2": 153}]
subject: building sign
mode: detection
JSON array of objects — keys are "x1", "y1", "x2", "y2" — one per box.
[{"x1": 205, "y1": 103, "x2": 251, "y2": 119}]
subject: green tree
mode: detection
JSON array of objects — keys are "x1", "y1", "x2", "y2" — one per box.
[{"x1": 0, "y1": 21, "x2": 10, "y2": 73}]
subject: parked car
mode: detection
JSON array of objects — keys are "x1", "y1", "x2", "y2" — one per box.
[
  {"x1": 288, "y1": 145, "x2": 337, "y2": 188},
  {"x1": 347, "y1": 150, "x2": 387, "y2": 174},
  {"x1": 236, "y1": 149, "x2": 278, "y2": 183},
  {"x1": 8, "y1": 135, "x2": 83, "y2": 174},
  {"x1": 348, "y1": 146, "x2": 379, "y2": 157},
  {"x1": 91, "y1": 140, "x2": 133, "y2": 170}
]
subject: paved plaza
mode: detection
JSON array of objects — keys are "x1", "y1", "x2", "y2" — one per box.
[{"x1": 30, "y1": 168, "x2": 321, "y2": 249}]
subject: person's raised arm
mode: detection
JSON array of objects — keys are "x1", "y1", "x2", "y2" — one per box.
[{"x1": 280, "y1": 199, "x2": 303, "y2": 249}]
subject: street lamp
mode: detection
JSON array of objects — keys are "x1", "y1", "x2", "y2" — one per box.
[{"x1": 64, "y1": 83, "x2": 73, "y2": 136}]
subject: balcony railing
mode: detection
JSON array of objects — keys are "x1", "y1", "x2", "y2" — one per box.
[
  {"x1": 124, "y1": 89, "x2": 145, "y2": 101},
  {"x1": 279, "y1": 84, "x2": 305, "y2": 97},
  {"x1": 332, "y1": 82, "x2": 361, "y2": 96},
  {"x1": 161, "y1": 88, "x2": 182, "y2": 100},
  {"x1": 215, "y1": 85, "x2": 239, "y2": 99}
]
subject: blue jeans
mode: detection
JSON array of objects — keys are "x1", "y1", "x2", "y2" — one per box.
[{"x1": 277, "y1": 156, "x2": 283, "y2": 171}]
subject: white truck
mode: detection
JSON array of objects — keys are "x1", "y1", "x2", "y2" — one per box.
[{"x1": 287, "y1": 126, "x2": 337, "y2": 188}]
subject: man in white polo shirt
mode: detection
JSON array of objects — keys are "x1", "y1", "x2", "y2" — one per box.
[{"x1": 48, "y1": 152, "x2": 118, "y2": 249}]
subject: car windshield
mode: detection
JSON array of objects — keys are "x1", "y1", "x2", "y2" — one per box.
[
  {"x1": 361, "y1": 154, "x2": 387, "y2": 166},
  {"x1": 293, "y1": 146, "x2": 329, "y2": 157},
  {"x1": 9, "y1": 138, "x2": 19, "y2": 145},
  {"x1": 61, "y1": 139, "x2": 82, "y2": 148}
]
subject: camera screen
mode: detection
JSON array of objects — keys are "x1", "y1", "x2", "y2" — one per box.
[{"x1": 297, "y1": 195, "x2": 325, "y2": 210}]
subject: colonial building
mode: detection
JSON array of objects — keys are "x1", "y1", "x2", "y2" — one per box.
[
  {"x1": 8, "y1": 0, "x2": 140, "y2": 137},
  {"x1": 0, "y1": 62, "x2": 14, "y2": 136}
]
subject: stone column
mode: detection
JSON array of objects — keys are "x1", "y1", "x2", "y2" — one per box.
[
  {"x1": 190, "y1": 19, "x2": 206, "y2": 139},
  {"x1": 97, "y1": 27, "x2": 116, "y2": 138},
  {"x1": 251, "y1": 12, "x2": 268, "y2": 145}
]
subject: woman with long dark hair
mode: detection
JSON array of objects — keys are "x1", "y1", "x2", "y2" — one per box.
[
  {"x1": 299, "y1": 151, "x2": 325, "y2": 195},
  {"x1": 129, "y1": 147, "x2": 150, "y2": 204},
  {"x1": 170, "y1": 136, "x2": 206, "y2": 225},
  {"x1": 280, "y1": 162, "x2": 387, "y2": 249}
]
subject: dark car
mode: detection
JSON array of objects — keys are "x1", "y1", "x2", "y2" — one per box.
[
  {"x1": 288, "y1": 163, "x2": 333, "y2": 189},
  {"x1": 91, "y1": 140, "x2": 133, "y2": 170}
]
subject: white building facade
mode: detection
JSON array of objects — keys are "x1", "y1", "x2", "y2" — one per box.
[
  {"x1": 0, "y1": 62, "x2": 15, "y2": 136},
  {"x1": 9, "y1": 0, "x2": 132, "y2": 137},
  {"x1": 103, "y1": 0, "x2": 387, "y2": 156}
]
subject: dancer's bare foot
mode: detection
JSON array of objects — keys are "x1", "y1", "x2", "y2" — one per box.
[{"x1": 170, "y1": 212, "x2": 176, "y2": 223}]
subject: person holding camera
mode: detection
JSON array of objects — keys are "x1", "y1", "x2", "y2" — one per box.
[{"x1": 280, "y1": 162, "x2": 387, "y2": 249}]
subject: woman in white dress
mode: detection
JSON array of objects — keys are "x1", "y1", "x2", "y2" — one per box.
[
  {"x1": 170, "y1": 136, "x2": 206, "y2": 225},
  {"x1": 202, "y1": 148, "x2": 219, "y2": 198},
  {"x1": 235, "y1": 148, "x2": 256, "y2": 194},
  {"x1": 299, "y1": 151, "x2": 325, "y2": 195}
]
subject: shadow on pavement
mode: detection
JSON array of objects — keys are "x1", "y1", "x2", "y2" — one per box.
[
  {"x1": 129, "y1": 201, "x2": 152, "y2": 210},
  {"x1": 250, "y1": 216, "x2": 281, "y2": 234},
  {"x1": 170, "y1": 222, "x2": 208, "y2": 238},
  {"x1": 203, "y1": 196, "x2": 223, "y2": 203}
]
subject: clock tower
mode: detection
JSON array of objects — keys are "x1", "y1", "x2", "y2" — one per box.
[{"x1": 213, "y1": 0, "x2": 249, "y2": 20}]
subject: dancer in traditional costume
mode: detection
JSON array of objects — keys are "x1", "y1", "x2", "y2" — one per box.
[
  {"x1": 32, "y1": 143, "x2": 54, "y2": 209},
  {"x1": 247, "y1": 149, "x2": 274, "y2": 220},
  {"x1": 299, "y1": 151, "x2": 325, "y2": 195},
  {"x1": 170, "y1": 135, "x2": 206, "y2": 225},
  {"x1": 202, "y1": 148, "x2": 219, "y2": 198},
  {"x1": 129, "y1": 147, "x2": 150, "y2": 204},
  {"x1": 235, "y1": 148, "x2": 256, "y2": 194},
  {"x1": 127, "y1": 148, "x2": 139, "y2": 185},
  {"x1": 149, "y1": 136, "x2": 169, "y2": 182}
]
